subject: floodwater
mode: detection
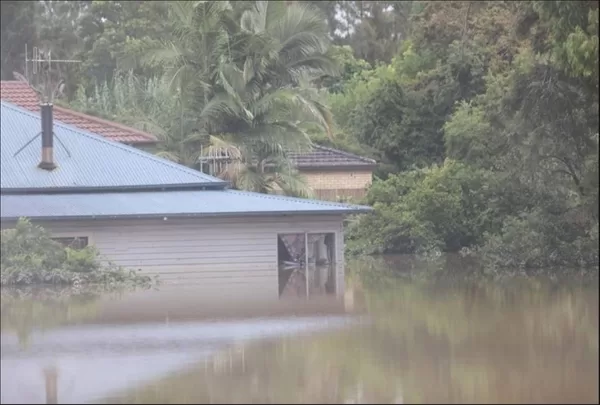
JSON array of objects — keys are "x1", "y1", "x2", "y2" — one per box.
[{"x1": 1, "y1": 255, "x2": 598, "y2": 404}]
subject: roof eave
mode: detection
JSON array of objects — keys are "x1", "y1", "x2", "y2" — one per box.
[
  {"x1": 0, "y1": 208, "x2": 373, "y2": 222},
  {"x1": 296, "y1": 163, "x2": 378, "y2": 171},
  {"x1": 124, "y1": 139, "x2": 159, "y2": 146},
  {"x1": 0, "y1": 182, "x2": 230, "y2": 195}
]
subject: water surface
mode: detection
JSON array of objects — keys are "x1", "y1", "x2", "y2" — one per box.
[{"x1": 1, "y1": 256, "x2": 598, "y2": 404}]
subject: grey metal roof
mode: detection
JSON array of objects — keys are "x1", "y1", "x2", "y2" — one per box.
[
  {"x1": 288, "y1": 145, "x2": 377, "y2": 169},
  {"x1": 0, "y1": 190, "x2": 372, "y2": 220},
  {"x1": 199, "y1": 144, "x2": 377, "y2": 170},
  {"x1": 0, "y1": 101, "x2": 225, "y2": 191}
]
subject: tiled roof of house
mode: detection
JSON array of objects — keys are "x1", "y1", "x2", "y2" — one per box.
[
  {"x1": 0, "y1": 80, "x2": 157, "y2": 145},
  {"x1": 288, "y1": 145, "x2": 376, "y2": 169},
  {"x1": 203, "y1": 144, "x2": 377, "y2": 170}
]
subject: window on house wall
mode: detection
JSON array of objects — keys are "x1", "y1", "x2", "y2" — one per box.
[{"x1": 51, "y1": 237, "x2": 89, "y2": 250}]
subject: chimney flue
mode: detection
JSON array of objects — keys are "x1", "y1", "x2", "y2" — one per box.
[{"x1": 38, "y1": 103, "x2": 56, "y2": 170}]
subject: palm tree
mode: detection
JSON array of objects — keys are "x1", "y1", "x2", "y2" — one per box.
[
  {"x1": 133, "y1": 1, "x2": 239, "y2": 111},
  {"x1": 235, "y1": 1, "x2": 338, "y2": 87},
  {"x1": 210, "y1": 138, "x2": 313, "y2": 198},
  {"x1": 198, "y1": 1, "x2": 338, "y2": 196},
  {"x1": 116, "y1": 1, "x2": 339, "y2": 196}
]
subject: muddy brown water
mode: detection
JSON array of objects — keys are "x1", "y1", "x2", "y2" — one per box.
[{"x1": 1, "y1": 256, "x2": 598, "y2": 404}]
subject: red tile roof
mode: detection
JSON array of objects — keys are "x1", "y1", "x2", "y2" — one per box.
[{"x1": 0, "y1": 81, "x2": 157, "y2": 145}]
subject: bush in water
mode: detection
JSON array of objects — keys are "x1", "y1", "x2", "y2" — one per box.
[{"x1": 0, "y1": 218, "x2": 155, "y2": 287}]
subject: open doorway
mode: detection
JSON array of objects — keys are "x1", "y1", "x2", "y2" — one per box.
[{"x1": 277, "y1": 233, "x2": 336, "y2": 298}]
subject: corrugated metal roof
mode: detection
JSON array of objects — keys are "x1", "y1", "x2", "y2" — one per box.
[
  {"x1": 0, "y1": 189, "x2": 371, "y2": 220},
  {"x1": 0, "y1": 81, "x2": 157, "y2": 144},
  {"x1": 0, "y1": 101, "x2": 225, "y2": 190}
]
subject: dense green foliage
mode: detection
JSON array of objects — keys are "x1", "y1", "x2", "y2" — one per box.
[
  {"x1": 0, "y1": 219, "x2": 155, "y2": 286},
  {"x1": 72, "y1": 1, "x2": 334, "y2": 197},
  {"x1": 0, "y1": 1, "x2": 37, "y2": 80},
  {"x1": 1, "y1": 1, "x2": 597, "y2": 270},
  {"x1": 342, "y1": 1, "x2": 599, "y2": 269}
]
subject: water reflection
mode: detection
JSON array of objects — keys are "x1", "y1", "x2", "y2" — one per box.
[
  {"x1": 1, "y1": 257, "x2": 598, "y2": 404},
  {"x1": 0, "y1": 287, "x2": 105, "y2": 348},
  {"x1": 109, "y1": 262, "x2": 598, "y2": 404},
  {"x1": 1, "y1": 282, "x2": 356, "y2": 404}
]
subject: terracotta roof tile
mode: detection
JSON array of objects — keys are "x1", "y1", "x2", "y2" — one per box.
[{"x1": 0, "y1": 81, "x2": 157, "y2": 145}]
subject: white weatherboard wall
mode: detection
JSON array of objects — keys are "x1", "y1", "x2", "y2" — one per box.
[{"x1": 29, "y1": 215, "x2": 346, "y2": 295}]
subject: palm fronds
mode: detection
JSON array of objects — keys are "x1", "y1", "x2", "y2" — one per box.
[{"x1": 73, "y1": 1, "x2": 338, "y2": 198}]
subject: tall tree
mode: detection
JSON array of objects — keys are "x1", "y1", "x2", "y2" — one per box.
[
  {"x1": 306, "y1": 1, "x2": 413, "y2": 64},
  {"x1": 130, "y1": 1, "x2": 238, "y2": 114},
  {"x1": 76, "y1": 0, "x2": 169, "y2": 94},
  {"x1": 133, "y1": 1, "x2": 337, "y2": 159},
  {"x1": 72, "y1": 1, "x2": 337, "y2": 197},
  {"x1": 35, "y1": 0, "x2": 91, "y2": 98},
  {"x1": 0, "y1": 1, "x2": 38, "y2": 80},
  {"x1": 198, "y1": 1, "x2": 337, "y2": 194}
]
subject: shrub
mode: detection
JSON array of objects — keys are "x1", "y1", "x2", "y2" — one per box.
[
  {"x1": 1, "y1": 218, "x2": 156, "y2": 287},
  {"x1": 346, "y1": 160, "x2": 497, "y2": 255},
  {"x1": 474, "y1": 210, "x2": 600, "y2": 271}
]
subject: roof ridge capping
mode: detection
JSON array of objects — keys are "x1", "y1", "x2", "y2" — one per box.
[{"x1": 312, "y1": 144, "x2": 377, "y2": 164}]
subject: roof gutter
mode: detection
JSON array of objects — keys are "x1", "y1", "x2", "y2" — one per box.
[
  {"x1": 124, "y1": 139, "x2": 159, "y2": 146},
  {"x1": 0, "y1": 182, "x2": 230, "y2": 195},
  {"x1": 0, "y1": 208, "x2": 373, "y2": 222},
  {"x1": 296, "y1": 163, "x2": 378, "y2": 171}
]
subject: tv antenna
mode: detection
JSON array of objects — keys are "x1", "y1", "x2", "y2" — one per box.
[{"x1": 14, "y1": 44, "x2": 82, "y2": 104}]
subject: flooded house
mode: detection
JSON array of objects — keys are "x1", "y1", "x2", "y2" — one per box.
[
  {"x1": 1, "y1": 80, "x2": 377, "y2": 201},
  {"x1": 0, "y1": 100, "x2": 371, "y2": 296}
]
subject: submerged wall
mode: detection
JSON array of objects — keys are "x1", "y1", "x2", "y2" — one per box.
[{"x1": 24, "y1": 215, "x2": 346, "y2": 295}]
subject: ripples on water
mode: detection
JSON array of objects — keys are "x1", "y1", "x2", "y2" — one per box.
[{"x1": 1, "y1": 256, "x2": 598, "y2": 404}]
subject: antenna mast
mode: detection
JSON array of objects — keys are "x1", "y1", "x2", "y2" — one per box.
[{"x1": 24, "y1": 44, "x2": 81, "y2": 104}]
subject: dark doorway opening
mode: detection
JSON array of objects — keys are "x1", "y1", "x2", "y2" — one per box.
[{"x1": 277, "y1": 233, "x2": 336, "y2": 298}]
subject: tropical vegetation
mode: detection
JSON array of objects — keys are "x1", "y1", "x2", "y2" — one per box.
[
  {"x1": 73, "y1": 0, "x2": 336, "y2": 197},
  {"x1": 1, "y1": 0, "x2": 598, "y2": 270}
]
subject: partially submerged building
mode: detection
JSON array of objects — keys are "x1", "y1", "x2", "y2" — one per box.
[
  {"x1": 0, "y1": 100, "x2": 371, "y2": 296},
  {"x1": 1, "y1": 80, "x2": 376, "y2": 201}
]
